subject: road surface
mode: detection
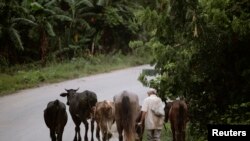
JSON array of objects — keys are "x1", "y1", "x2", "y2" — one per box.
[{"x1": 0, "y1": 65, "x2": 152, "y2": 141}]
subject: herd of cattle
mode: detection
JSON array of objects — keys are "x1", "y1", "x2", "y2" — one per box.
[{"x1": 43, "y1": 88, "x2": 188, "y2": 141}]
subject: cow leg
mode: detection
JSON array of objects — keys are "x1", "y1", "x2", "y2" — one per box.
[
  {"x1": 107, "y1": 121, "x2": 113, "y2": 140},
  {"x1": 57, "y1": 129, "x2": 64, "y2": 141},
  {"x1": 116, "y1": 122, "x2": 123, "y2": 141},
  {"x1": 176, "y1": 131, "x2": 180, "y2": 141},
  {"x1": 102, "y1": 132, "x2": 106, "y2": 141},
  {"x1": 96, "y1": 123, "x2": 101, "y2": 141},
  {"x1": 107, "y1": 131, "x2": 112, "y2": 140},
  {"x1": 71, "y1": 115, "x2": 81, "y2": 141},
  {"x1": 57, "y1": 132, "x2": 62, "y2": 141},
  {"x1": 170, "y1": 124, "x2": 175, "y2": 141},
  {"x1": 102, "y1": 131, "x2": 110, "y2": 141},
  {"x1": 101, "y1": 124, "x2": 108, "y2": 141},
  {"x1": 182, "y1": 131, "x2": 185, "y2": 141},
  {"x1": 83, "y1": 120, "x2": 89, "y2": 141},
  {"x1": 73, "y1": 126, "x2": 81, "y2": 141},
  {"x1": 91, "y1": 118, "x2": 95, "y2": 141},
  {"x1": 49, "y1": 129, "x2": 56, "y2": 141}
]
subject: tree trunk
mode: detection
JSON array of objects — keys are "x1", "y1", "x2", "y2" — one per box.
[{"x1": 40, "y1": 30, "x2": 48, "y2": 66}]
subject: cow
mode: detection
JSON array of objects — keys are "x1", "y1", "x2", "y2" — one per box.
[
  {"x1": 164, "y1": 98, "x2": 188, "y2": 141},
  {"x1": 113, "y1": 91, "x2": 141, "y2": 141},
  {"x1": 44, "y1": 99, "x2": 68, "y2": 141},
  {"x1": 93, "y1": 100, "x2": 115, "y2": 141},
  {"x1": 60, "y1": 88, "x2": 97, "y2": 141}
]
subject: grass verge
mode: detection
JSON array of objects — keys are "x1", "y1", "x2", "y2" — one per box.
[
  {"x1": 142, "y1": 123, "x2": 204, "y2": 141},
  {"x1": 0, "y1": 53, "x2": 150, "y2": 96}
]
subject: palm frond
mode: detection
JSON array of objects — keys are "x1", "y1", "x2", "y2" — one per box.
[
  {"x1": 52, "y1": 7, "x2": 66, "y2": 14},
  {"x1": 77, "y1": 18, "x2": 91, "y2": 29},
  {"x1": 9, "y1": 27, "x2": 24, "y2": 50},
  {"x1": 96, "y1": 0, "x2": 109, "y2": 7},
  {"x1": 45, "y1": 21, "x2": 56, "y2": 37},
  {"x1": 44, "y1": 0, "x2": 57, "y2": 7},
  {"x1": 12, "y1": 18, "x2": 38, "y2": 26},
  {"x1": 43, "y1": 8, "x2": 56, "y2": 15},
  {"x1": 28, "y1": 15, "x2": 36, "y2": 21},
  {"x1": 76, "y1": 0, "x2": 94, "y2": 8},
  {"x1": 54, "y1": 15, "x2": 73, "y2": 22},
  {"x1": 79, "y1": 12, "x2": 97, "y2": 17},
  {"x1": 30, "y1": 2, "x2": 44, "y2": 11}
]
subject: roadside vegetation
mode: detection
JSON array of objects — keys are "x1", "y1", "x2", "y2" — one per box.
[
  {"x1": 138, "y1": 0, "x2": 250, "y2": 139},
  {"x1": 0, "y1": 52, "x2": 150, "y2": 96},
  {"x1": 0, "y1": 0, "x2": 152, "y2": 96}
]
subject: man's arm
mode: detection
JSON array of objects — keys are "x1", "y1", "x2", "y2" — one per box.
[{"x1": 139, "y1": 111, "x2": 147, "y2": 125}]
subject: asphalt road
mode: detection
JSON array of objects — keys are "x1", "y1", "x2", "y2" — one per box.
[{"x1": 0, "y1": 65, "x2": 152, "y2": 141}]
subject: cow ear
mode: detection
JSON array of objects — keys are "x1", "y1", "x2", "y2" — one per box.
[{"x1": 60, "y1": 93, "x2": 68, "y2": 97}]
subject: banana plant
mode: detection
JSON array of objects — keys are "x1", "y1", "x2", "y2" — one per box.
[
  {"x1": 29, "y1": 0, "x2": 73, "y2": 64},
  {"x1": 0, "y1": 0, "x2": 37, "y2": 64}
]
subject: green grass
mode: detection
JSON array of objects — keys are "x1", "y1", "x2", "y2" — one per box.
[
  {"x1": 141, "y1": 123, "x2": 172, "y2": 141},
  {"x1": 142, "y1": 123, "x2": 206, "y2": 141},
  {"x1": 0, "y1": 53, "x2": 150, "y2": 96}
]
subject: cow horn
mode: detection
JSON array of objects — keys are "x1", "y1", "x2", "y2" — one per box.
[
  {"x1": 65, "y1": 89, "x2": 69, "y2": 92},
  {"x1": 76, "y1": 88, "x2": 79, "y2": 91}
]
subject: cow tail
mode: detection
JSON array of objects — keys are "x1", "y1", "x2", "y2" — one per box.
[
  {"x1": 55, "y1": 99, "x2": 60, "y2": 113},
  {"x1": 54, "y1": 100, "x2": 60, "y2": 133},
  {"x1": 121, "y1": 96, "x2": 135, "y2": 141},
  {"x1": 178, "y1": 102, "x2": 185, "y2": 132},
  {"x1": 55, "y1": 99, "x2": 59, "y2": 106}
]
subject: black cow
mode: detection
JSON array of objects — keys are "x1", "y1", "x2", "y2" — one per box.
[
  {"x1": 44, "y1": 99, "x2": 68, "y2": 141},
  {"x1": 60, "y1": 88, "x2": 97, "y2": 141}
]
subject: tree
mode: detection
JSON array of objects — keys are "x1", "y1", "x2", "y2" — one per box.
[
  {"x1": 138, "y1": 0, "x2": 250, "y2": 139},
  {"x1": 84, "y1": 0, "x2": 139, "y2": 54},
  {"x1": 0, "y1": 0, "x2": 36, "y2": 65},
  {"x1": 28, "y1": 0, "x2": 75, "y2": 63}
]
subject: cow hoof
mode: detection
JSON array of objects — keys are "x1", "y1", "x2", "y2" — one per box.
[{"x1": 108, "y1": 133, "x2": 112, "y2": 139}]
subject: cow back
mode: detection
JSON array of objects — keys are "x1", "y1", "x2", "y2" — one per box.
[
  {"x1": 44, "y1": 100, "x2": 68, "y2": 132},
  {"x1": 95, "y1": 100, "x2": 115, "y2": 121},
  {"x1": 69, "y1": 90, "x2": 97, "y2": 119}
]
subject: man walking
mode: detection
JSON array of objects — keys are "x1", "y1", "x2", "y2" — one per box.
[{"x1": 139, "y1": 88, "x2": 165, "y2": 141}]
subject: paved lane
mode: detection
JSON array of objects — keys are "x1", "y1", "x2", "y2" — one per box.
[{"x1": 0, "y1": 65, "x2": 152, "y2": 141}]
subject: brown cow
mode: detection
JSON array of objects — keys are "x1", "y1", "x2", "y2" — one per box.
[
  {"x1": 93, "y1": 100, "x2": 115, "y2": 141},
  {"x1": 166, "y1": 100, "x2": 188, "y2": 141},
  {"x1": 113, "y1": 91, "x2": 141, "y2": 141}
]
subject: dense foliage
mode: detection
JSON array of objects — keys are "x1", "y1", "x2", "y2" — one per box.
[
  {"x1": 0, "y1": 0, "x2": 139, "y2": 66},
  {"x1": 138, "y1": 0, "x2": 250, "y2": 139}
]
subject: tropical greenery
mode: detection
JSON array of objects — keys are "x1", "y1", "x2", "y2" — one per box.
[
  {"x1": 1, "y1": 0, "x2": 249, "y2": 140},
  {"x1": 0, "y1": 0, "x2": 140, "y2": 66},
  {"x1": 138, "y1": 0, "x2": 250, "y2": 139}
]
